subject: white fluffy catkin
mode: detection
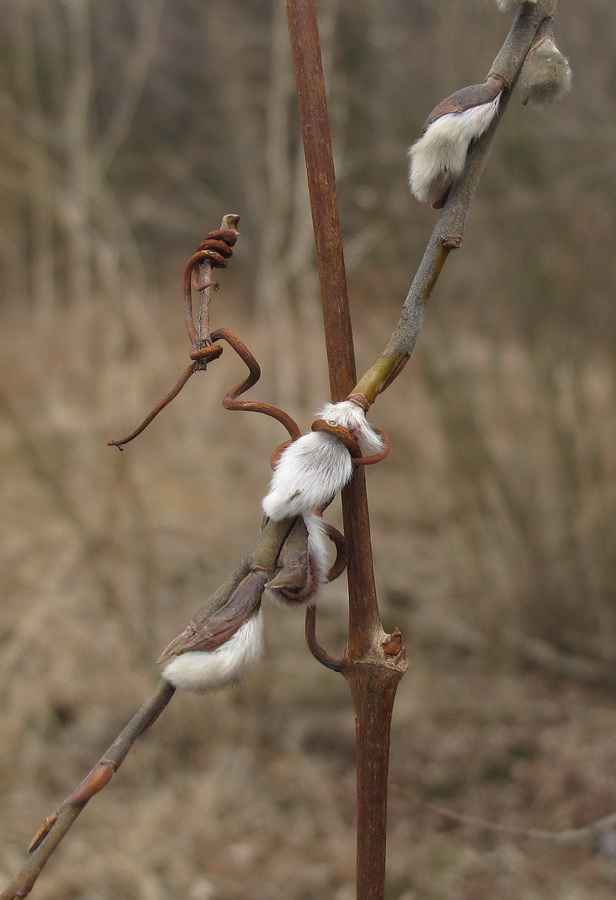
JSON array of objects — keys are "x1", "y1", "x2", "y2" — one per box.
[
  {"x1": 162, "y1": 610, "x2": 264, "y2": 693},
  {"x1": 519, "y1": 38, "x2": 572, "y2": 105},
  {"x1": 262, "y1": 401, "x2": 384, "y2": 520},
  {"x1": 408, "y1": 96, "x2": 500, "y2": 206},
  {"x1": 262, "y1": 431, "x2": 353, "y2": 520}
]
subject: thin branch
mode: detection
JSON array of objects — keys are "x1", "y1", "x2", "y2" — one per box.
[
  {"x1": 406, "y1": 794, "x2": 616, "y2": 846},
  {"x1": 107, "y1": 360, "x2": 199, "y2": 449},
  {"x1": 305, "y1": 605, "x2": 344, "y2": 671},
  {"x1": 353, "y1": 0, "x2": 558, "y2": 406},
  {"x1": 0, "y1": 680, "x2": 175, "y2": 900},
  {"x1": 0, "y1": 514, "x2": 297, "y2": 899}
]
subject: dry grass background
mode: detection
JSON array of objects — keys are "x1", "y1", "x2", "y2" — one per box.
[
  {"x1": 0, "y1": 294, "x2": 615, "y2": 899},
  {"x1": 1, "y1": 0, "x2": 616, "y2": 897}
]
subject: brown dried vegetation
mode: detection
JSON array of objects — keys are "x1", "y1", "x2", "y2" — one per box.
[{"x1": 0, "y1": 1, "x2": 615, "y2": 897}]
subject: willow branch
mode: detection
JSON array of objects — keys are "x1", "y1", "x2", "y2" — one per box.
[
  {"x1": 0, "y1": 680, "x2": 174, "y2": 900},
  {"x1": 353, "y1": 0, "x2": 558, "y2": 406},
  {"x1": 1, "y1": 516, "x2": 295, "y2": 900}
]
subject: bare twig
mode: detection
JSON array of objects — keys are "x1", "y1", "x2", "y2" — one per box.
[
  {"x1": 0, "y1": 512, "x2": 302, "y2": 898},
  {"x1": 304, "y1": 605, "x2": 344, "y2": 672},
  {"x1": 214, "y1": 328, "x2": 301, "y2": 439},
  {"x1": 406, "y1": 793, "x2": 616, "y2": 846},
  {"x1": 0, "y1": 680, "x2": 175, "y2": 900},
  {"x1": 183, "y1": 215, "x2": 240, "y2": 356},
  {"x1": 106, "y1": 360, "x2": 204, "y2": 449},
  {"x1": 107, "y1": 214, "x2": 303, "y2": 449},
  {"x1": 286, "y1": 0, "x2": 356, "y2": 403}
]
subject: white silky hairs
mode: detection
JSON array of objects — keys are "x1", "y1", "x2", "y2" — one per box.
[
  {"x1": 162, "y1": 610, "x2": 264, "y2": 693},
  {"x1": 262, "y1": 401, "x2": 384, "y2": 520},
  {"x1": 304, "y1": 511, "x2": 330, "y2": 591},
  {"x1": 408, "y1": 96, "x2": 500, "y2": 206},
  {"x1": 495, "y1": 0, "x2": 537, "y2": 12}
]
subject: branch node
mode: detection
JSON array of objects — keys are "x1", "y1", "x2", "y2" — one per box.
[
  {"x1": 443, "y1": 234, "x2": 463, "y2": 250},
  {"x1": 487, "y1": 71, "x2": 510, "y2": 92},
  {"x1": 347, "y1": 392, "x2": 369, "y2": 412},
  {"x1": 381, "y1": 630, "x2": 404, "y2": 658}
]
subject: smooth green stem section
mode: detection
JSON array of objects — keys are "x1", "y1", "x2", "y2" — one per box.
[
  {"x1": 353, "y1": 0, "x2": 557, "y2": 406},
  {"x1": 354, "y1": 242, "x2": 451, "y2": 404}
]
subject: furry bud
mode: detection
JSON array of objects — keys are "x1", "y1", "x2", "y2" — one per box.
[
  {"x1": 159, "y1": 568, "x2": 268, "y2": 693},
  {"x1": 265, "y1": 513, "x2": 330, "y2": 607},
  {"x1": 408, "y1": 77, "x2": 503, "y2": 208},
  {"x1": 519, "y1": 36, "x2": 572, "y2": 106},
  {"x1": 162, "y1": 610, "x2": 264, "y2": 693},
  {"x1": 495, "y1": 0, "x2": 537, "y2": 12},
  {"x1": 263, "y1": 431, "x2": 353, "y2": 520},
  {"x1": 262, "y1": 401, "x2": 383, "y2": 520}
]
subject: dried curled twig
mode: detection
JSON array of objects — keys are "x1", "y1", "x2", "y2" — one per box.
[{"x1": 108, "y1": 215, "x2": 301, "y2": 449}]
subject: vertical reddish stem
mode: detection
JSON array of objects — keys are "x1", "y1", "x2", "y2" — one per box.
[
  {"x1": 346, "y1": 664, "x2": 402, "y2": 899},
  {"x1": 285, "y1": 0, "x2": 382, "y2": 650},
  {"x1": 285, "y1": 0, "x2": 356, "y2": 402},
  {"x1": 287, "y1": 3, "x2": 408, "y2": 898}
]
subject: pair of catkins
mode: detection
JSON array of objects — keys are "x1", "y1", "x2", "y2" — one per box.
[
  {"x1": 162, "y1": 401, "x2": 385, "y2": 693},
  {"x1": 409, "y1": 0, "x2": 572, "y2": 208}
]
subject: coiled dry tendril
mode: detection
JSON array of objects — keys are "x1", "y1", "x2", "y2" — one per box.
[
  {"x1": 108, "y1": 216, "x2": 301, "y2": 449},
  {"x1": 184, "y1": 222, "x2": 240, "y2": 354}
]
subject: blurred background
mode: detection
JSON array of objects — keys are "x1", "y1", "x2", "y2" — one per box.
[{"x1": 0, "y1": 0, "x2": 615, "y2": 897}]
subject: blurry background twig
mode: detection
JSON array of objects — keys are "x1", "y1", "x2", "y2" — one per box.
[{"x1": 1, "y1": 0, "x2": 615, "y2": 897}]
